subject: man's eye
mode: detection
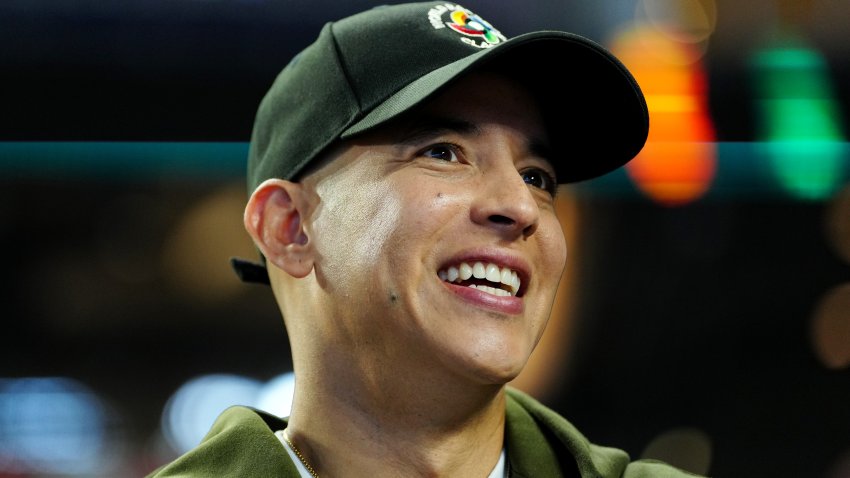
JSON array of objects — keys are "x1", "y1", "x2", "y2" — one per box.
[
  {"x1": 420, "y1": 144, "x2": 459, "y2": 162},
  {"x1": 521, "y1": 168, "x2": 557, "y2": 196}
]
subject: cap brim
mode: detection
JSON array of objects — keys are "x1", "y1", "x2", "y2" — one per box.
[{"x1": 341, "y1": 31, "x2": 649, "y2": 183}]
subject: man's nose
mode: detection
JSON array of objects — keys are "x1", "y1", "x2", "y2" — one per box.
[{"x1": 470, "y1": 157, "x2": 540, "y2": 239}]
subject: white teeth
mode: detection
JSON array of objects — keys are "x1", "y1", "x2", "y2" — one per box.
[
  {"x1": 469, "y1": 284, "x2": 511, "y2": 297},
  {"x1": 472, "y1": 262, "x2": 486, "y2": 279},
  {"x1": 500, "y1": 267, "x2": 512, "y2": 286},
  {"x1": 438, "y1": 261, "x2": 523, "y2": 297},
  {"x1": 459, "y1": 262, "x2": 473, "y2": 280},
  {"x1": 485, "y1": 263, "x2": 501, "y2": 282}
]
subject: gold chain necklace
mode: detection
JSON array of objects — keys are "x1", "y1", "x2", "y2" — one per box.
[{"x1": 282, "y1": 428, "x2": 320, "y2": 478}]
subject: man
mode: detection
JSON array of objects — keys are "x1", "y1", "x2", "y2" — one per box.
[{"x1": 150, "y1": 2, "x2": 701, "y2": 477}]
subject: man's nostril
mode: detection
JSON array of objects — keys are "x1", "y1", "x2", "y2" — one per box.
[{"x1": 489, "y1": 214, "x2": 515, "y2": 226}]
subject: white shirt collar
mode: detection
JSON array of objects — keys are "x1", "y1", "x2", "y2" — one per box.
[{"x1": 275, "y1": 429, "x2": 507, "y2": 477}]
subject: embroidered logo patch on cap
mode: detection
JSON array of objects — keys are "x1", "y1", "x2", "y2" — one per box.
[{"x1": 427, "y1": 3, "x2": 507, "y2": 49}]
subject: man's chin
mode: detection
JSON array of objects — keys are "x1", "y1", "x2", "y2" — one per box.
[{"x1": 460, "y1": 354, "x2": 530, "y2": 387}]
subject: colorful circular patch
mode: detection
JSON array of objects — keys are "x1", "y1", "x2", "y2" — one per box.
[{"x1": 427, "y1": 3, "x2": 507, "y2": 48}]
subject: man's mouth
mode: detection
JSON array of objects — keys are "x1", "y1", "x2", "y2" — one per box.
[{"x1": 437, "y1": 262, "x2": 522, "y2": 297}]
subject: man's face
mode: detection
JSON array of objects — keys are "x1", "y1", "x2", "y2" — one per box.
[{"x1": 300, "y1": 72, "x2": 567, "y2": 386}]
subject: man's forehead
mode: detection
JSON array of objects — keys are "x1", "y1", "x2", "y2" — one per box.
[{"x1": 357, "y1": 114, "x2": 484, "y2": 152}]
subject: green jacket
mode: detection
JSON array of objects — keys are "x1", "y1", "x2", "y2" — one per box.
[{"x1": 149, "y1": 388, "x2": 702, "y2": 477}]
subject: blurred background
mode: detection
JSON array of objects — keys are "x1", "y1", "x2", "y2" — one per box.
[{"x1": 1, "y1": 0, "x2": 849, "y2": 476}]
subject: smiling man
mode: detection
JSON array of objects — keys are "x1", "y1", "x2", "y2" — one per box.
[{"x1": 149, "y1": 2, "x2": 701, "y2": 477}]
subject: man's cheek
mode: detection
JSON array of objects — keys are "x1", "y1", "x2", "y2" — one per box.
[{"x1": 419, "y1": 188, "x2": 470, "y2": 222}]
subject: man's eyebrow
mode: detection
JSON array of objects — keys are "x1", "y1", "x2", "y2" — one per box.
[
  {"x1": 394, "y1": 114, "x2": 557, "y2": 177},
  {"x1": 528, "y1": 139, "x2": 556, "y2": 173},
  {"x1": 525, "y1": 139, "x2": 558, "y2": 185},
  {"x1": 395, "y1": 115, "x2": 482, "y2": 145},
  {"x1": 528, "y1": 139, "x2": 554, "y2": 163}
]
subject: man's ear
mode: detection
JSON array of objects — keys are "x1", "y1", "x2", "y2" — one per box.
[{"x1": 244, "y1": 179, "x2": 313, "y2": 279}]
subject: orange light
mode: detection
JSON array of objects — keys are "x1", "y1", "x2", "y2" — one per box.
[{"x1": 610, "y1": 24, "x2": 717, "y2": 206}]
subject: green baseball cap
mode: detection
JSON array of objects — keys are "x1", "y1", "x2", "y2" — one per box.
[{"x1": 232, "y1": 1, "x2": 649, "y2": 284}]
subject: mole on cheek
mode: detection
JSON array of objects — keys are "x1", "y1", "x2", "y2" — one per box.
[
  {"x1": 437, "y1": 192, "x2": 443, "y2": 198},
  {"x1": 389, "y1": 292, "x2": 398, "y2": 304}
]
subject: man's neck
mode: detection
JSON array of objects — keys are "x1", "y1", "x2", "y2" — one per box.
[{"x1": 286, "y1": 373, "x2": 507, "y2": 478}]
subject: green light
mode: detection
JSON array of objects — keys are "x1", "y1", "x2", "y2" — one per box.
[
  {"x1": 0, "y1": 142, "x2": 248, "y2": 180},
  {"x1": 751, "y1": 37, "x2": 846, "y2": 200},
  {"x1": 763, "y1": 140, "x2": 845, "y2": 200},
  {"x1": 761, "y1": 99, "x2": 842, "y2": 140},
  {"x1": 751, "y1": 47, "x2": 825, "y2": 70}
]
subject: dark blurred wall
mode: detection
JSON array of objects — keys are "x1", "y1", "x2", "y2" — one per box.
[{"x1": 2, "y1": 1, "x2": 849, "y2": 476}]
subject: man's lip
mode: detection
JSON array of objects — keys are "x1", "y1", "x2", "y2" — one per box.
[
  {"x1": 441, "y1": 281, "x2": 524, "y2": 315},
  {"x1": 437, "y1": 249, "x2": 531, "y2": 297}
]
